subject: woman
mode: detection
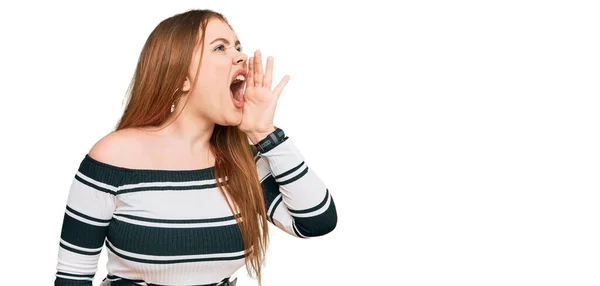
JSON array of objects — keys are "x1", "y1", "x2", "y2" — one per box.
[{"x1": 54, "y1": 9, "x2": 337, "y2": 286}]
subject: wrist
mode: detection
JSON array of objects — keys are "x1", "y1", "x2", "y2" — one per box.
[
  {"x1": 248, "y1": 126, "x2": 276, "y2": 145},
  {"x1": 253, "y1": 127, "x2": 287, "y2": 153}
]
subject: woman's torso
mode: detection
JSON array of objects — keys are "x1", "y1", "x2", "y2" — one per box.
[{"x1": 98, "y1": 128, "x2": 245, "y2": 285}]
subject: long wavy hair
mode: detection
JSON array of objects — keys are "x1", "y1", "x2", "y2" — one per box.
[{"x1": 114, "y1": 9, "x2": 269, "y2": 285}]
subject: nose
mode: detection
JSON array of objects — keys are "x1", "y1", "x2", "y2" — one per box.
[{"x1": 233, "y1": 51, "x2": 248, "y2": 66}]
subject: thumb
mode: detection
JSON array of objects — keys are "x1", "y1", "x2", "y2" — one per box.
[{"x1": 272, "y1": 75, "x2": 290, "y2": 99}]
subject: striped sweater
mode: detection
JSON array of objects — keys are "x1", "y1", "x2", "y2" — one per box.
[{"x1": 54, "y1": 136, "x2": 337, "y2": 285}]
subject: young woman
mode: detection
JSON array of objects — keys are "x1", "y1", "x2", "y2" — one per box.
[{"x1": 54, "y1": 9, "x2": 337, "y2": 286}]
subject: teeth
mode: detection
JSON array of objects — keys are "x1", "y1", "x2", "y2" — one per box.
[{"x1": 235, "y1": 74, "x2": 245, "y2": 81}]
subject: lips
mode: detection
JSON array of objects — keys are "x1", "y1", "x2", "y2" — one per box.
[
  {"x1": 231, "y1": 69, "x2": 247, "y2": 84},
  {"x1": 230, "y1": 69, "x2": 247, "y2": 108}
]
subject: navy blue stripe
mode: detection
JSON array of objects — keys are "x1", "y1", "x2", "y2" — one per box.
[
  {"x1": 60, "y1": 213, "x2": 108, "y2": 249},
  {"x1": 292, "y1": 198, "x2": 337, "y2": 237},
  {"x1": 106, "y1": 274, "x2": 138, "y2": 280},
  {"x1": 288, "y1": 189, "x2": 329, "y2": 215},
  {"x1": 60, "y1": 242, "x2": 102, "y2": 255},
  {"x1": 274, "y1": 161, "x2": 305, "y2": 179},
  {"x1": 118, "y1": 183, "x2": 218, "y2": 194},
  {"x1": 106, "y1": 242, "x2": 246, "y2": 264},
  {"x1": 78, "y1": 155, "x2": 123, "y2": 187},
  {"x1": 54, "y1": 277, "x2": 92, "y2": 285},
  {"x1": 276, "y1": 166, "x2": 308, "y2": 185},
  {"x1": 105, "y1": 274, "x2": 145, "y2": 285},
  {"x1": 260, "y1": 174, "x2": 280, "y2": 207},
  {"x1": 56, "y1": 271, "x2": 95, "y2": 278},
  {"x1": 292, "y1": 224, "x2": 304, "y2": 238},
  {"x1": 113, "y1": 213, "x2": 239, "y2": 224},
  {"x1": 106, "y1": 274, "x2": 233, "y2": 286},
  {"x1": 269, "y1": 196, "x2": 283, "y2": 223},
  {"x1": 67, "y1": 206, "x2": 111, "y2": 223},
  {"x1": 75, "y1": 175, "x2": 116, "y2": 195},
  {"x1": 84, "y1": 154, "x2": 216, "y2": 185},
  {"x1": 107, "y1": 219, "x2": 244, "y2": 256}
]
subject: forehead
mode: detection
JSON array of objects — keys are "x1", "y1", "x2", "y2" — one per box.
[{"x1": 203, "y1": 18, "x2": 237, "y2": 43}]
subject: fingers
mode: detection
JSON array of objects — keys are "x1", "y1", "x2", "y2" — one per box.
[
  {"x1": 247, "y1": 56, "x2": 254, "y2": 86},
  {"x1": 272, "y1": 75, "x2": 290, "y2": 99},
  {"x1": 247, "y1": 50, "x2": 283, "y2": 92},
  {"x1": 254, "y1": 50, "x2": 264, "y2": 86},
  {"x1": 263, "y1": 56, "x2": 274, "y2": 89}
]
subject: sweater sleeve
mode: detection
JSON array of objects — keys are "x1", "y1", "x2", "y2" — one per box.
[
  {"x1": 54, "y1": 155, "x2": 119, "y2": 285},
  {"x1": 254, "y1": 137, "x2": 337, "y2": 238}
]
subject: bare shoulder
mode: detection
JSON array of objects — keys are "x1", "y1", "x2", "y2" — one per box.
[{"x1": 88, "y1": 128, "x2": 144, "y2": 167}]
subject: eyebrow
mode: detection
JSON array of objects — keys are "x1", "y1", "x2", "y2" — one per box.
[{"x1": 209, "y1": 37, "x2": 241, "y2": 47}]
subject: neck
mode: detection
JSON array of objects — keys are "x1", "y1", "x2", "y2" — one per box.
[{"x1": 150, "y1": 104, "x2": 214, "y2": 156}]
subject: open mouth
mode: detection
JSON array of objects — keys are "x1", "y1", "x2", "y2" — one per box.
[{"x1": 230, "y1": 74, "x2": 246, "y2": 102}]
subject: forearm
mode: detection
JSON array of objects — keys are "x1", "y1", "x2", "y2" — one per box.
[{"x1": 259, "y1": 136, "x2": 337, "y2": 237}]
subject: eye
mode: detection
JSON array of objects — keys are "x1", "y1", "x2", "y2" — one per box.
[
  {"x1": 214, "y1": 44, "x2": 225, "y2": 51},
  {"x1": 213, "y1": 44, "x2": 243, "y2": 52}
]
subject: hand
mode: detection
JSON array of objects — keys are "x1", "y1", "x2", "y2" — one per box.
[{"x1": 238, "y1": 50, "x2": 290, "y2": 143}]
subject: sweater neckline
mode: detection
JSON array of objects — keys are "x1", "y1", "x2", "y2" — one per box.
[{"x1": 84, "y1": 154, "x2": 216, "y2": 179}]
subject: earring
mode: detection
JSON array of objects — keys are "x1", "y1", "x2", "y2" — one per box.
[{"x1": 170, "y1": 88, "x2": 181, "y2": 113}]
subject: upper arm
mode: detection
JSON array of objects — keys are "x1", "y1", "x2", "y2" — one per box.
[{"x1": 56, "y1": 131, "x2": 126, "y2": 283}]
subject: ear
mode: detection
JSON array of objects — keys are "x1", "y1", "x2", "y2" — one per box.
[{"x1": 182, "y1": 77, "x2": 191, "y2": 92}]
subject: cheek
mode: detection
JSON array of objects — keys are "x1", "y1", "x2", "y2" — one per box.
[
  {"x1": 193, "y1": 58, "x2": 232, "y2": 107},
  {"x1": 197, "y1": 66, "x2": 229, "y2": 92},
  {"x1": 193, "y1": 78, "x2": 227, "y2": 110}
]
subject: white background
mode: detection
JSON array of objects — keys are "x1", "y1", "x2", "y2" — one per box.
[{"x1": 1, "y1": 0, "x2": 599, "y2": 285}]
